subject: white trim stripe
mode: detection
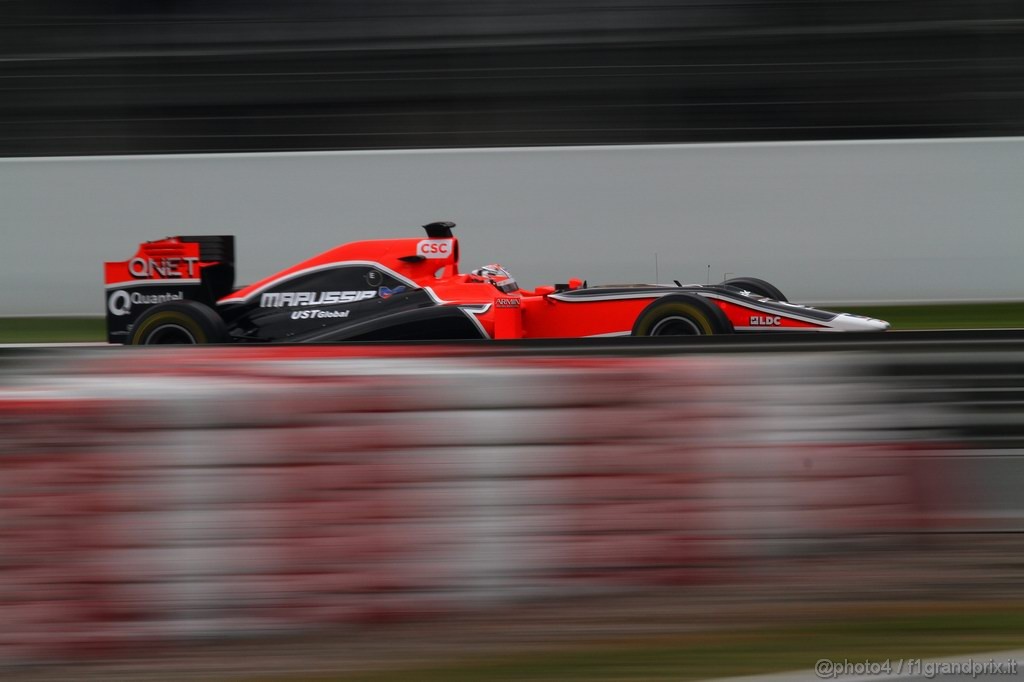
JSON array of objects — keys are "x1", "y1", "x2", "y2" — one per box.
[
  {"x1": 217, "y1": 260, "x2": 418, "y2": 304},
  {"x1": 459, "y1": 307, "x2": 491, "y2": 339},
  {"x1": 421, "y1": 286, "x2": 447, "y2": 305},
  {"x1": 549, "y1": 289, "x2": 841, "y2": 328},
  {"x1": 699, "y1": 293, "x2": 836, "y2": 326},
  {"x1": 423, "y1": 287, "x2": 494, "y2": 313}
]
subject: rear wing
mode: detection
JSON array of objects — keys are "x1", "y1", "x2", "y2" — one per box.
[{"x1": 104, "y1": 236, "x2": 235, "y2": 344}]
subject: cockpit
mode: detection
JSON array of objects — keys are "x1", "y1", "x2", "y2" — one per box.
[{"x1": 468, "y1": 263, "x2": 520, "y2": 293}]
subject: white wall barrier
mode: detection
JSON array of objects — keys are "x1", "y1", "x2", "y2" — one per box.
[{"x1": 4, "y1": 139, "x2": 1024, "y2": 316}]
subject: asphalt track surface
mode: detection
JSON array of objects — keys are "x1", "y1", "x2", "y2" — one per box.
[
  {"x1": 3, "y1": 333, "x2": 1022, "y2": 682},
  {"x1": 2, "y1": 329, "x2": 1024, "y2": 355},
  {"x1": 0, "y1": 329, "x2": 1019, "y2": 366}
]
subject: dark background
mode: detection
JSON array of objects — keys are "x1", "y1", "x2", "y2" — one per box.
[{"x1": 3, "y1": 0, "x2": 1023, "y2": 156}]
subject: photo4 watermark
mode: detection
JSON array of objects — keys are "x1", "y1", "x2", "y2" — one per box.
[{"x1": 815, "y1": 657, "x2": 1018, "y2": 679}]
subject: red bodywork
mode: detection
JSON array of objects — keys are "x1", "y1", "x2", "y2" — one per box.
[
  {"x1": 106, "y1": 228, "x2": 887, "y2": 342},
  {"x1": 213, "y1": 234, "x2": 829, "y2": 338}
]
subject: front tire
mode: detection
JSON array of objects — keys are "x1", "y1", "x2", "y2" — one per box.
[
  {"x1": 722, "y1": 276, "x2": 787, "y2": 303},
  {"x1": 632, "y1": 294, "x2": 733, "y2": 337},
  {"x1": 129, "y1": 300, "x2": 228, "y2": 345}
]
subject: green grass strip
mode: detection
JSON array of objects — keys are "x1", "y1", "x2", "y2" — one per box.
[
  {"x1": 0, "y1": 316, "x2": 106, "y2": 343},
  {"x1": 841, "y1": 302, "x2": 1024, "y2": 330}
]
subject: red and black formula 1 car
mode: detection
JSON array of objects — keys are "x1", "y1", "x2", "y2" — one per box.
[{"x1": 104, "y1": 221, "x2": 888, "y2": 344}]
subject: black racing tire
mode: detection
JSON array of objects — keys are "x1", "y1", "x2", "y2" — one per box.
[
  {"x1": 129, "y1": 300, "x2": 228, "y2": 345},
  {"x1": 721, "y1": 276, "x2": 788, "y2": 303},
  {"x1": 631, "y1": 294, "x2": 733, "y2": 337}
]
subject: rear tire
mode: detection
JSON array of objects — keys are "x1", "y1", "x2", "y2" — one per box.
[
  {"x1": 722, "y1": 276, "x2": 787, "y2": 303},
  {"x1": 632, "y1": 294, "x2": 733, "y2": 337},
  {"x1": 129, "y1": 300, "x2": 228, "y2": 345}
]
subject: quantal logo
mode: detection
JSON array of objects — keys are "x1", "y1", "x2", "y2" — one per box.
[{"x1": 108, "y1": 290, "x2": 184, "y2": 316}]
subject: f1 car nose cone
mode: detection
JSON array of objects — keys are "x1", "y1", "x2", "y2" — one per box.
[{"x1": 831, "y1": 313, "x2": 891, "y2": 332}]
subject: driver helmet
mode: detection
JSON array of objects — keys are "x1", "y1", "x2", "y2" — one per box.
[{"x1": 471, "y1": 263, "x2": 519, "y2": 293}]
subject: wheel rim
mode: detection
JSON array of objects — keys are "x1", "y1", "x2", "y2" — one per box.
[
  {"x1": 144, "y1": 324, "x2": 197, "y2": 345},
  {"x1": 650, "y1": 315, "x2": 702, "y2": 336}
]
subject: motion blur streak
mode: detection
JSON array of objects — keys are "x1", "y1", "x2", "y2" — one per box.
[
  {"x1": 1, "y1": 344, "x2": 1022, "y2": 676},
  {"x1": 1, "y1": 0, "x2": 1022, "y2": 155}
]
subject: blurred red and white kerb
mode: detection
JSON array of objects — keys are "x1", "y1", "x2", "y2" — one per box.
[{"x1": 0, "y1": 347, "x2": 954, "y2": 663}]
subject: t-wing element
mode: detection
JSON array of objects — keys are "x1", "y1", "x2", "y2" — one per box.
[{"x1": 423, "y1": 221, "x2": 455, "y2": 239}]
